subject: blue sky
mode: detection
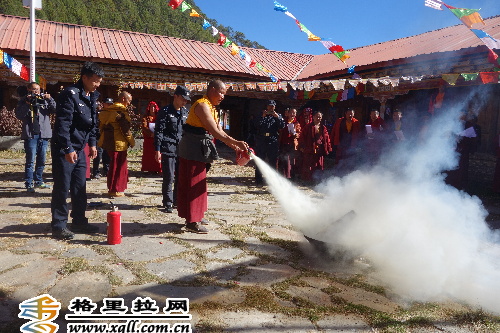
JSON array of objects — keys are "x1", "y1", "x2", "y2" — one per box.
[{"x1": 196, "y1": 0, "x2": 499, "y2": 55}]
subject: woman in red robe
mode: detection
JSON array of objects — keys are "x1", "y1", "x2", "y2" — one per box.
[
  {"x1": 299, "y1": 111, "x2": 332, "y2": 181},
  {"x1": 141, "y1": 101, "x2": 162, "y2": 173}
]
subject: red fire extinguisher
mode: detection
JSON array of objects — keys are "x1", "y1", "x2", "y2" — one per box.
[
  {"x1": 107, "y1": 202, "x2": 122, "y2": 245},
  {"x1": 236, "y1": 148, "x2": 255, "y2": 166}
]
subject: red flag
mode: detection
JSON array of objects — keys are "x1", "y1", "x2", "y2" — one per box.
[
  {"x1": 488, "y1": 49, "x2": 499, "y2": 65},
  {"x1": 169, "y1": 0, "x2": 184, "y2": 9},
  {"x1": 479, "y1": 72, "x2": 499, "y2": 84},
  {"x1": 20, "y1": 65, "x2": 29, "y2": 81},
  {"x1": 249, "y1": 60, "x2": 256, "y2": 68},
  {"x1": 217, "y1": 33, "x2": 226, "y2": 46}
]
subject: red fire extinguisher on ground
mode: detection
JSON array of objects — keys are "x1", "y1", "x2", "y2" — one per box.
[{"x1": 107, "y1": 202, "x2": 122, "y2": 245}]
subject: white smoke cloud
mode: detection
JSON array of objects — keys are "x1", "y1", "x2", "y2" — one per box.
[{"x1": 252, "y1": 101, "x2": 500, "y2": 314}]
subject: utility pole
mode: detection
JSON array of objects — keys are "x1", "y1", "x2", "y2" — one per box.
[{"x1": 22, "y1": 0, "x2": 42, "y2": 83}]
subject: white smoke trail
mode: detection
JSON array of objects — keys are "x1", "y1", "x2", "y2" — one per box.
[{"x1": 251, "y1": 105, "x2": 500, "y2": 315}]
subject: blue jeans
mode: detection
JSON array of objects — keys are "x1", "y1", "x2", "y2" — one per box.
[{"x1": 24, "y1": 135, "x2": 49, "y2": 187}]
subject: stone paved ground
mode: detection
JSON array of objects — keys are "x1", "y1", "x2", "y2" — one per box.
[{"x1": 0, "y1": 147, "x2": 499, "y2": 332}]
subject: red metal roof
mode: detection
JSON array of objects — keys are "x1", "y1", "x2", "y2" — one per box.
[
  {"x1": 1, "y1": 14, "x2": 499, "y2": 81},
  {"x1": 0, "y1": 14, "x2": 313, "y2": 81}
]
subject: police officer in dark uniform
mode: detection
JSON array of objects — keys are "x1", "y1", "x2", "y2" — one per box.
[
  {"x1": 51, "y1": 62, "x2": 104, "y2": 240},
  {"x1": 154, "y1": 86, "x2": 190, "y2": 213},
  {"x1": 251, "y1": 100, "x2": 285, "y2": 184}
]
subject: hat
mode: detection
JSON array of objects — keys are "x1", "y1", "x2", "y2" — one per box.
[
  {"x1": 174, "y1": 86, "x2": 191, "y2": 101},
  {"x1": 103, "y1": 97, "x2": 114, "y2": 104},
  {"x1": 267, "y1": 100, "x2": 276, "y2": 106}
]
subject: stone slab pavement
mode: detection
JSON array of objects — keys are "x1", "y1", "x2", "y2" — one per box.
[{"x1": 0, "y1": 147, "x2": 498, "y2": 332}]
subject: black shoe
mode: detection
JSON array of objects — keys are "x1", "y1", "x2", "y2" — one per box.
[
  {"x1": 91, "y1": 174, "x2": 101, "y2": 180},
  {"x1": 185, "y1": 222, "x2": 208, "y2": 234},
  {"x1": 70, "y1": 223, "x2": 100, "y2": 234},
  {"x1": 52, "y1": 228, "x2": 75, "y2": 240},
  {"x1": 164, "y1": 205, "x2": 173, "y2": 213},
  {"x1": 201, "y1": 218, "x2": 210, "y2": 225}
]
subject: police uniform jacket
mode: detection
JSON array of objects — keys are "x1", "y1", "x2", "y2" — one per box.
[
  {"x1": 253, "y1": 114, "x2": 286, "y2": 145},
  {"x1": 154, "y1": 104, "x2": 188, "y2": 157},
  {"x1": 15, "y1": 95, "x2": 56, "y2": 140},
  {"x1": 52, "y1": 81, "x2": 99, "y2": 154}
]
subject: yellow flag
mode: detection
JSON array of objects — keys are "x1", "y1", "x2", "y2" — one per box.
[
  {"x1": 230, "y1": 44, "x2": 239, "y2": 56},
  {"x1": 308, "y1": 33, "x2": 321, "y2": 41},
  {"x1": 190, "y1": 9, "x2": 200, "y2": 17},
  {"x1": 339, "y1": 54, "x2": 350, "y2": 63}
]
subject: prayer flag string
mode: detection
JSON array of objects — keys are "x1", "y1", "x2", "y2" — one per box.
[{"x1": 273, "y1": 1, "x2": 350, "y2": 64}]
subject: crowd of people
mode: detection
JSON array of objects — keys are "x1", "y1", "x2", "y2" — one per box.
[{"x1": 13, "y1": 61, "x2": 488, "y2": 240}]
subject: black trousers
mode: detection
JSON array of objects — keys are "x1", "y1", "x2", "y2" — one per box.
[
  {"x1": 161, "y1": 154, "x2": 179, "y2": 207},
  {"x1": 92, "y1": 146, "x2": 110, "y2": 176},
  {"x1": 255, "y1": 141, "x2": 279, "y2": 183},
  {"x1": 51, "y1": 148, "x2": 88, "y2": 230}
]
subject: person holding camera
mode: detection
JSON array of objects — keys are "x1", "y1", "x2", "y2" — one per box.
[
  {"x1": 251, "y1": 100, "x2": 285, "y2": 185},
  {"x1": 15, "y1": 82, "x2": 56, "y2": 193}
]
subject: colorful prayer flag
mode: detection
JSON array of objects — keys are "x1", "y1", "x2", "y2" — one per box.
[
  {"x1": 320, "y1": 41, "x2": 344, "y2": 53},
  {"x1": 334, "y1": 51, "x2": 350, "y2": 63},
  {"x1": 308, "y1": 33, "x2": 321, "y2": 41},
  {"x1": 190, "y1": 9, "x2": 200, "y2": 17},
  {"x1": 347, "y1": 65, "x2": 356, "y2": 74},
  {"x1": 180, "y1": 2, "x2": 191, "y2": 12},
  {"x1": 11, "y1": 58, "x2": 22, "y2": 75},
  {"x1": 217, "y1": 33, "x2": 226, "y2": 46},
  {"x1": 487, "y1": 49, "x2": 499, "y2": 64},
  {"x1": 284, "y1": 11, "x2": 296, "y2": 20},
  {"x1": 244, "y1": 54, "x2": 252, "y2": 67},
  {"x1": 20, "y1": 64, "x2": 29, "y2": 80},
  {"x1": 445, "y1": 5, "x2": 484, "y2": 28},
  {"x1": 210, "y1": 26, "x2": 219, "y2": 36},
  {"x1": 202, "y1": 20, "x2": 211, "y2": 30},
  {"x1": 0, "y1": 49, "x2": 3, "y2": 65},
  {"x1": 249, "y1": 60, "x2": 256, "y2": 68},
  {"x1": 425, "y1": 0, "x2": 443, "y2": 11},
  {"x1": 273, "y1": 1, "x2": 287, "y2": 12},
  {"x1": 460, "y1": 73, "x2": 478, "y2": 81},
  {"x1": 329, "y1": 93, "x2": 338, "y2": 103},
  {"x1": 470, "y1": 29, "x2": 500, "y2": 50},
  {"x1": 230, "y1": 44, "x2": 239, "y2": 56},
  {"x1": 3, "y1": 52, "x2": 12, "y2": 68},
  {"x1": 479, "y1": 72, "x2": 499, "y2": 84},
  {"x1": 239, "y1": 49, "x2": 246, "y2": 60},
  {"x1": 169, "y1": 0, "x2": 184, "y2": 10},
  {"x1": 223, "y1": 39, "x2": 231, "y2": 48},
  {"x1": 442, "y1": 73, "x2": 460, "y2": 85}
]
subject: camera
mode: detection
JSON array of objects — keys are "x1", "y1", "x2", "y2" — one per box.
[
  {"x1": 27, "y1": 92, "x2": 46, "y2": 107},
  {"x1": 28, "y1": 92, "x2": 45, "y2": 99}
]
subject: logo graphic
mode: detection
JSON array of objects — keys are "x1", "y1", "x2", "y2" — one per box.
[{"x1": 19, "y1": 294, "x2": 61, "y2": 333}]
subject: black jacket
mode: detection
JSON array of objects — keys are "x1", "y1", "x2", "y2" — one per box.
[
  {"x1": 52, "y1": 81, "x2": 99, "y2": 154},
  {"x1": 154, "y1": 104, "x2": 188, "y2": 157}
]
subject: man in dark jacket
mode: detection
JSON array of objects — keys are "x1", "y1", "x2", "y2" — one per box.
[
  {"x1": 50, "y1": 62, "x2": 104, "y2": 240},
  {"x1": 251, "y1": 100, "x2": 285, "y2": 184},
  {"x1": 15, "y1": 82, "x2": 56, "y2": 193},
  {"x1": 154, "y1": 86, "x2": 190, "y2": 213}
]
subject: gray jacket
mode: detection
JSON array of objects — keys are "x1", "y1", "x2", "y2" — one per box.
[{"x1": 15, "y1": 95, "x2": 56, "y2": 140}]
